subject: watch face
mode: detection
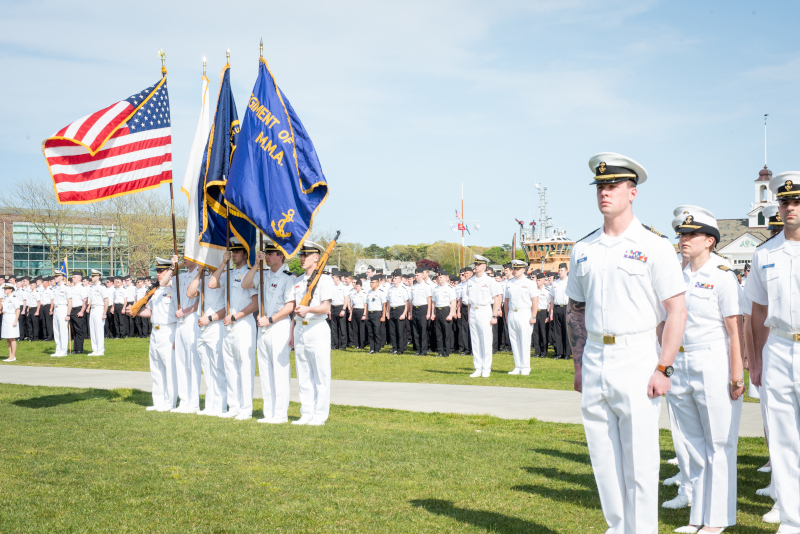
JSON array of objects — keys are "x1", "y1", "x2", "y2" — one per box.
[{"x1": 665, "y1": 366, "x2": 674, "y2": 377}]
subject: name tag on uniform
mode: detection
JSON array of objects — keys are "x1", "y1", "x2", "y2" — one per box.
[
  {"x1": 694, "y1": 282, "x2": 714, "y2": 290},
  {"x1": 623, "y1": 250, "x2": 648, "y2": 262},
  {"x1": 762, "y1": 263, "x2": 775, "y2": 269},
  {"x1": 577, "y1": 257, "x2": 587, "y2": 264}
]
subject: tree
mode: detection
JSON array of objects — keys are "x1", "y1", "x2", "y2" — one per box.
[
  {"x1": 482, "y1": 246, "x2": 508, "y2": 265},
  {"x1": 416, "y1": 259, "x2": 439, "y2": 271},
  {"x1": 362, "y1": 243, "x2": 387, "y2": 259}
]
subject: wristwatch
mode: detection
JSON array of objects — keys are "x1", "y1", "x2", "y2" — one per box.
[
  {"x1": 268, "y1": 316, "x2": 274, "y2": 324},
  {"x1": 730, "y1": 377, "x2": 745, "y2": 387},
  {"x1": 231, "y1": 314, "x2": 237, "y2": 322},
  {"x1": 656, "y1": 364, "x2": 674, "y2": 377}
]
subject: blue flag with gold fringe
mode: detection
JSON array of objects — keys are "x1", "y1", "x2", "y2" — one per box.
[
  {"x1": 226, "y1": 58, "x2": 329, "y2": 258},
  {"x1": 198, "y1": 65, "x2": 256, "y2": 267}
]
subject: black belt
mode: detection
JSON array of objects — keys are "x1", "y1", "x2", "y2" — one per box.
[
  {"x1": 413, "y1": 305, "x2": 427, "y2": 308},
  {"x1": 436, "y1": 306, "x2": 450, "y2": 309},
  {"x1": 555, "y1": 304, "x2": 566, "y2": 308},
  {"x1": 391, "y1": 306, "x2": 403, "y2": 309}
]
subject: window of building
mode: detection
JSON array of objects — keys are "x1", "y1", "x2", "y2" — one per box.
[{"x1": 757, "y1": 211, "x2": 765, "y2": 226}]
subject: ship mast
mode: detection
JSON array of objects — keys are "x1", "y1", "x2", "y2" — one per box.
[{"x1": 534, "y1": 183, "x2": 552, "y2": 241}]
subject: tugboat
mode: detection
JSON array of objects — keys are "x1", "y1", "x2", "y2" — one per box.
[{"x1": 520, "y1": 184, "x2": 574, "y2": 272}]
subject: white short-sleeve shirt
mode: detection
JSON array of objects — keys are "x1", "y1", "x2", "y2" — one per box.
[
  {"x1": 366, "y1": 288, "x2": 386, "y2": 312},
  {"x1": 410, "y1": 283, "x2": 433, "y2": 306},
  {"x1": 386, "y1": 285, "x2": 410, "y2": 307},
  {"x1": 505, "y1": 277, "x2": 538, "y2": 311},
  {"x1": 466, "y1": 273, "x2": 502, "y2": 307},
  {"x1": 682, "y1": 260, "x2": 742, "y2": 345},
  {"x1": 745, "y1": 233, "x2": 800, "y2": 332},
  {"x1": 432, "y1": 284, "x2": 457, "y2": 307},
  {"x1": 147, "y1": 284, "x2": 177, "y2": 325},
  {"x1": 565, "y1": 217, "x2": 686, "y2": 336},
  {"x1": 293, "y1": 273, "x2": 334, "y2": 320},
  {"x1": 252, "y1": 268, "x2": 295, "y2": 319}
]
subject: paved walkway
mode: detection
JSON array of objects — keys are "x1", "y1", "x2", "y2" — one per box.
[{"x1": 0, "y1": 365, "x2": 765, "y2": 437}]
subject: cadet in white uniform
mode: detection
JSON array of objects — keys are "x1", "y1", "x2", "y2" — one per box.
[
  {"x1": 466, "y1": 255, "x2": 502, "y2": 377},
  {"x1": 1, "y1": 283, "x2": 21, "y2": 361},
  {"x1": 504, "y1": 259, "x2": 538, "y2": 375},
  {"x1": 291, "y1": 241, "x2": 334, "y2": 425},
  {"x1": 242, "y1": 240, "x2": 296, "y2": 424},
  {"x1": 209, "y1": 239, "x2": 259, "y2": 420},
  {"x1": 50, "y1": 269, "x2": 70, "y2": 357},
  {"x1": 386, "y1": 271, "x2": 411, "y2": 355},
  {"x1": 432, "y1": 270, "x2": 457, "y2": 357},
  {"x1": 187, "y1": 266, "x2": 228, "y2": 416},
  {"x1": 87, "y1": 269, "x2": 108, "y2": 356},
  {"x1": 365, "y1": 276, "x2": 386, "y2": 354},
  {"x1": 162, "y1": 256, "x2": 202, "y2": 414},
  {"x1": 138, "y1": 258, "x2": 178, "y2": 412},
  {"x1": 667, "y1": 207, "x2": 744, "y2": 533},
  {"x1": 747, "y1": 171, "x2": 800, "y2": 534},
  {"x1": 410, "y1": 269, "x2": 433, "y2": 355},
  {"x1": 349, "y1": 281, "x2": 368, "y2": 349},
  {"x1": 566, "y1": 153, "x2": 686, "y2": 534}
]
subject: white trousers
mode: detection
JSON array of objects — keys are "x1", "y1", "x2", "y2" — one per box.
[
  {"x1": 149, "y1": 323, "x2": 176, "y2": 409},
  {"x1": 221, "y1": 317, "x2": 256, "y2": 416},
  {"x1": 666, "y1": 398, "x2": 693, "y2": 500},
  {"x1": 53, "y1": 305, "x2": 69, "y2": 355},
  {"x1": 175, "y1": 314, "x2": 201, "y2": 410},
  {"x1": 667, "y1": 341, "x2": 741, "y2": 527},
  {"x1": 581, "y1": 336, "x2": 661, "y2": 534},
  {"x1": 763, "y1": 333, "x2": 800, "y2": 532},
  {"x1": 257, "y1": 319, "x2": 292, "y2": 420},
  {"x1": 294, "y1": 319, "x2": 331, "y2": 421},
  {"x1": 89, "y1": 306, "x2": 105, "y2": 354},
  {"x1": 197, "y1": 321, "x2": 226, "y2": 413},
  {"x1": 469, "y1": 306, "x2": 493, "y2": 373},
  {"x1": 508, "y1": 309, "x2": 533, "y2": 371}
]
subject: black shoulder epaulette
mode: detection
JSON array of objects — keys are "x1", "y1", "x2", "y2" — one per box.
[
  {"x1": 717, "y1": 265, "x2": 733, "y2": 273},
  {"x1": 643, "y1": 224, "x2": 667, "y2": 238},
  {"x1": 713, "y1": 251, "x2": 727, "y2": 259},
  {"x1": 283, "y1": 270, "x2": 293, "y2": 276},
  {"x1": 757, "y1": 233, "x2": 779, "y2": 248},
  {"x1": 576, "y1": 228, "x2": 600, "y2": 244}
]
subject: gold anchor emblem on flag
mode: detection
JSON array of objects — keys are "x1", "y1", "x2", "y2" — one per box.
[{"x1": 271, "y1": 209, "x2": 295, "y2": 239}]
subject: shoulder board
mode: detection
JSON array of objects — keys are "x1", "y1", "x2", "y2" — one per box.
[
  {"x1": 283, "y1": 270, "x2": 293, "y2": 276},
  {"x1": 576, "y1": 228, "x2": 600, "y2": 244},
  {"x1": 717, "y1": 265, "x2": 732, "y2": 272},
  {"x1": 756, "y1": 233, "x2": 779, "y2": 248},
  {"x1": 642, "y1": 224, "x2": 667, "y2": 238},
  {"x1": 712, "y1": 251, "x2": 727, "y2": 259}
]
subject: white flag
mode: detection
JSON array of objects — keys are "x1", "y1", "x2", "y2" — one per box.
[
  {"x1": 181, "y1": 74, "x2": 221, "y2": 269},
  {"x1": 474, "y1": 223, "x2": 481, "y2": 231}
]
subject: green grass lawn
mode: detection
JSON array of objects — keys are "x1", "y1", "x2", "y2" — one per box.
[
  {"x1": 2, "y1": 338, "x2": 760, "y2": 401},
  {"x1": 0, "y1": 383, "x2": 772, "y2": 533}
]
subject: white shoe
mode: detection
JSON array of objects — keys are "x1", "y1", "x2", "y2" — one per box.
[
  {"x1": 93, "y1": 352, "x2": 104, "y2": 356},
  {"x1": 50, "y1": 353, "x2": 67, "y2": 358},
  {"x1": 87, "y1": 352, "x2": 97, "y2": 356},
  {"x1": 257, "y1": 416, "x2": 274, "y2": 423},
  {"x1": 508, "y1": 368, "x2": 521, "y2": 375},
  {"x1": 307, "y1": 418, "x2": 326, "y2": 426},
  {"x1": 674, "y1": 527, "x2": 700, "y2": 533},
  {"x1": 197, "y1": 409, "x2": 215, "y2": 416},
  {"x1": 292, "y1": 416, "x2": 312, "y2": 425},
  {"x1": 155, "y1": 406, "x2": 172, "y2": 412},
  {"x1": 757, "y1": 465, "x2": 772, "y2": 473},
  {"x1": 662, "y1": 494, "x2": 691, "y2": 509},
  {"x1": 481, "y1": 371, "x2": 491, "y2": 378},
  {"x1": 171, "y1": 406, "x2": 190, "y2": 413},
  {"x1": 234, "y1": 413, "x2": 251, "y2": 421},
  {"x1": 218, "y1": 411, "x2": 239, "y2": 418},
  {"x1": 269, "y1": 417, "x2": 288, "y2": 424},
  {"x1": 762, "y1": 504, "x2": 780, "y2": 523},
  {"x1": 146, "y1": 406, "x2": 159, "y2": 411},
  {"x1": 756, "y1": 484, "x2": 772, "y2": 496},
  {"x1": 667, "y1": 457, "x2": 679, "y2": 466},
  {"x1": 663, "y1": 472, "x2": 683, "y2": 486},
  {"x1": 2, "y1": 358, "x2": 16, "y2": 362},
  {"x1": 469, "y1": 371, "x2": 482, "y2": 378},
  {"x1": 520, "y1": 369, "x2": 531, "y2": 375}
]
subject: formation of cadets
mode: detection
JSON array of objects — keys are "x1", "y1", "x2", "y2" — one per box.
[
  {"x1": 564, "y1": 151, "x2": 800, "y2": 534},
  {"x1": 0, "y1": 271, "x2": 153, "y2": 362}
]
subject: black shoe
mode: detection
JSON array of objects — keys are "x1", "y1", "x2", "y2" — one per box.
[{"x1": 441, "y1": 353, "x2": 449, "y2": 357}]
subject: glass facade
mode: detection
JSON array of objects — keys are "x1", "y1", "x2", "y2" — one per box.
[{"x1": 12, "y1": 222, "x2": 128, "y2": 277}]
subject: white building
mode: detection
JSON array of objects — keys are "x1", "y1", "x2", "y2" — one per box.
[{"x1": 715, "y1": 165, "x2": 773, "y2": 268}]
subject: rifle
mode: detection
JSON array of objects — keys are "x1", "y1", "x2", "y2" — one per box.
[
  {"x1": 131, "y1": 285, "x2": 159, "y2": 317},
  {"x1": 299, "y1": 231, "x2": 340, "y2": 306}
]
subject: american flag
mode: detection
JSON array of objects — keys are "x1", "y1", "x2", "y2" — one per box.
[{"x1": 43, "y1": 77, "x2": 172, "y2": 204}]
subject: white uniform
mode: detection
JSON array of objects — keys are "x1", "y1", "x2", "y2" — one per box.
[
  {"x1": 253, "y1": 267, "x2": 295, "y2": 422},
  {"x1": 147, "y1": 283, "x2": 178, "y2": 410},
  {"x1": 505, "y1": 277, "x2": 538, "y2": 373},
  {"x1": 88, "y1": 282, "x2": 107, "y2": 354},
  {"x1": 220, "y1": 266, "x2": 257, "y2": 418},
  {"x1": 1, "y1": 294, "x2": 21, "y2": 339},
  {"x1": 466, "y1": 272, "x2": 502, "y2": 375},
  {"x1": 746, "y1": 232, "x2": 800, "y2": 532},
  {"x1": 51, "y1": 283, "x2": 70, "y2": 355},
  {"x1": 197, "y1": 274, "x2": 227, "y2": 415},
  {"x1": 174, "y1": 269, "x2": 201, "y2": 412},
  {"x1": 293, "y1": 273, "x2": 334, "y2": 423},
  {"x1": 667, "y1": 260, "x2": 742, "y2": 527},
  {"x1": 566, "y1": 218, "x2": 685, "y2": 534}
]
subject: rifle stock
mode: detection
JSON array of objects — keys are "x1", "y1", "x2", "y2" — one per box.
[
  {"x1": 131, "y1": 285, "x2": 159, "y2": 317},
  {"x1": 299, "y1": 231, "x2": 341, "y2": 307}
]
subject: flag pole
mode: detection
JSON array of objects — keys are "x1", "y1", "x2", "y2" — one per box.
[
  {"x1": 461, "y1": 183, "x2": 465, "y2": 268},
  {"x1": 224, "y1": 46, "x2": 231, "y2": 320},
  {"x1": 259, "y1": 232, "x2": 265, "y2": 317},
  {"x1": 160, "y1": 48, "x2": 181, "y2": 308}
]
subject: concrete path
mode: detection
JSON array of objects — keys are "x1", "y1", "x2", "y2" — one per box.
[{"x1": 0, "y1": 365, "x2": 765, "y2": 437}]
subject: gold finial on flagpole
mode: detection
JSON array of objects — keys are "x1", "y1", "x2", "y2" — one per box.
[
  {"x1": 158, "y1": 48, "x2": 166, "y2": 76},
  {"x1": 260, "y1": 37, "x2": 263, "y2": 58},
  {"x1": 226, "y1": 46, "x2": 230, "y2": 65},
  {"x1": 203, "y1": 54, "x2": 207, "y2": 77}
]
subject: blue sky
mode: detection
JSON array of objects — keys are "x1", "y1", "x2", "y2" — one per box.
[{"x1": 2, "y1": 0, "x2": 799, "y2": 248}]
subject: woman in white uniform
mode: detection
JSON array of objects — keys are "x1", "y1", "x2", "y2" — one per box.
[
  {"x1": 669, "y1": 207, "x2": 744, "y2": 534},
  {"x1": 1, "y1": 283, "x2": 22, "y2": 362}
]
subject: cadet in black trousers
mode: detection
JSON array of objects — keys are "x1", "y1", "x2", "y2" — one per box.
[
  {"x1": 410, "y1": 269, "x2": 433, "y2": 355},
  {"x1": 432, "y1": 271, "x2": 457, "y2": 357},
  {"x1": 365, "y1": 276, "x2": 386, "y2": 354}
]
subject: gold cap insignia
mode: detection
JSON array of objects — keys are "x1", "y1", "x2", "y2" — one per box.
[
  {"x1": 598, "y1": 162, "x2": 606, "y2": 174},
  {"x1": 685, "y1": 215, "x2": 693, "y2": 225},
  {"x1": 776, "y1": 213, "x2": 782, "y2": 222},
  {"x1": 786, "y1": 180, "x2": 794, "y2": 191}
]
